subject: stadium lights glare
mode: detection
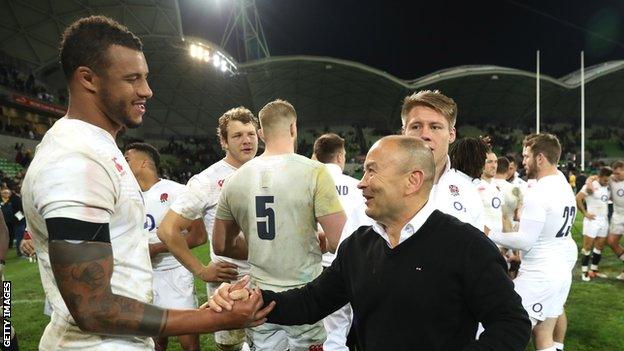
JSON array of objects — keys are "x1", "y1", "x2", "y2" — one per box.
[{"x1": 188, "y1": 41, "x2": 237, "y2": 74}]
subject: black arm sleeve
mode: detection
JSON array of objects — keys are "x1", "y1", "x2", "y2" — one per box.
[
  {"x1": 46, "y1": 218, "x2": 111, "y2": 243},
  {"x1": 262, "y1": 245, "x2": 351, "y2": 325},
  {"x1": 462, "y1": 235, "x2": 532, "y2": 351}
]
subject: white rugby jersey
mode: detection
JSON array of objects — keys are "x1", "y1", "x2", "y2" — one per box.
[
  {"x1": 581, "y1": 180, "x2": 610, "y2": 218},
  {"x1": 430, "y1": 157, "x2": 485, "y2": 231},
  {"x1": 216, "y1": 154, "x2": 343, "y2": 292},
  {"x1": 169, "y1": 159, "x2": 250, "y2": 274},
  {"x1": 491, "y1": 172, "x2": 577, "y2": 277},
  {"x1": 609, "y1": 178, "x2": 624, "y2": 215},
  {"x1": 322, "y1": 163, "x2": 363, "y2": 267},
  {"x1": 144, "y1": 179, "x2": 186, "y2": 271},
  {"x1": 475, "y1": 178, "x2": 504, "y2": 233},
  {"x1": 22, "y1": 118, "x2": 153, "y2": 350}
]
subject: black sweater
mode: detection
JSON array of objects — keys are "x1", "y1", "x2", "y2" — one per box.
[{"x1": 262, "y1": 210, "x2": 531, "y2": 351}]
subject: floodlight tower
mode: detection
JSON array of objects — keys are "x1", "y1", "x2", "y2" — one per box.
[{"x1": 220, "y1": 0, "x2": 270, "y2": 62}]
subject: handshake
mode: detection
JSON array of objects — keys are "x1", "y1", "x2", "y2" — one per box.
[{"x1": 202, "y1": 276, "x2": 276, "y2": 328}]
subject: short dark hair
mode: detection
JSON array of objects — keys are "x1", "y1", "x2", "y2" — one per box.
[
  {"x1": 313, "y1": 133, "x2": 345, "y2": 163},
  {"x1": 449, "y1": 137, "x2": 489, "y2": 180},
  {"x1": 523, "y1": 133, "x2": 561, "y2": 165},
  {"x1": 125, "y1": 142, "x2": 160, "y2": 169},
  {"x1": 59, "y1": 15, "x2": 143, "y2": 79},
  {"x1": 497, "y1": 156, "x2": 510, "y2": 174},
  {"x1": 599, "y1": 166, "x2": 613, "y2": 178}
]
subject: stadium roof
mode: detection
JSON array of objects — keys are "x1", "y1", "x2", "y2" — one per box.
[{"x1": 2, "y1": 0, "x2": 624, "y2": 140}]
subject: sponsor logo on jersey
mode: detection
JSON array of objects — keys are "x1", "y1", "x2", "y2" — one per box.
[
  {"x1": 144, "y1": 214, "x2": 156, "y2": 231},
  {"x1": 492, "y1": 197, "x2": 501, "y2": 209},
  {"x1": 160, "y1": 193, "x2": 169, "y2": 203},
  {"x1": 601, "y1": 195, "x2": 609, "y2": 202},
  {"x1": 618, "y1": 189, "x2": 624, "y2": 197},
  {"x1": 112, "y1": 157, "x2": 124, "y2": 173},
  {"x1": 449, "y1": 184, "x2": 460, "y2": 196},
  {"x1": 218, "y1": 179, "x2": 225, "y2": 188}
]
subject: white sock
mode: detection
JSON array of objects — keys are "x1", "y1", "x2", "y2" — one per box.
[
  {"x1": 619, "y1": 253, "x2": 624, "y2": 261},
  {"x1": 554, "y1": 341, "x2": 564, "y2": 350},
  {"x1": 593, "y1": 248, "x2": 602, "y2": 254},
  {"x1": 536, "y1": 346, "x2": 557, "y2": 351}
]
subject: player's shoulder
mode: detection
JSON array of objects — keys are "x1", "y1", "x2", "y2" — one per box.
[
  {"x1": 35, "y1": 118, "x2": 118, "y2": 165},
  {"x1": 290, "y1": 153, "x2": 325, "y2": 169},
  {"x1": 157, "y1": 178, "x2": 185, "y2": 192}
]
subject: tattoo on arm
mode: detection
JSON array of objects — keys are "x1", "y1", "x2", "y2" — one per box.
[{"x1": 50, "y1": 240, "x2": 167, "y2": 336}]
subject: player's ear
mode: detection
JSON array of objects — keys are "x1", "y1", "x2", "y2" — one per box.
[
  {"x1": 75, "y1": 66, "x2": 98, "y2": 93},
  {"x1": 448, "y1": 126, "x2": 456, "y2": 143}
]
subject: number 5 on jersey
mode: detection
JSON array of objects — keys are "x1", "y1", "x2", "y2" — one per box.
[{"x1": 256, "y1": 196, "x2": 276, "y2": 240}]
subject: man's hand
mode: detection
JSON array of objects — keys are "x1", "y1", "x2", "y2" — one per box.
[
  {"x1": 585, "y1": 212, "x2": 596, "y2": 220},
  {"x1": 206, "y1": 276, "x2": 255, "y2": 312},
  {"x1": 212, "y1": 287, "x2": 275, "y2": 330},
  {"x1": 19, "y1": 238, "x2": 35, "y2": 257},
  {"x1": 198, "y1": 262, "x2": 238, "y2": 283}
]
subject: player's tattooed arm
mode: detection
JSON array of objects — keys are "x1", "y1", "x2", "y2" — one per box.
[{"x1": 50, "y1": 240, "x2": 167, "y2": 336}]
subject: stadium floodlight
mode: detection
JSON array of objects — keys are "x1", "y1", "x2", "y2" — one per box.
[
  {"x1": 189, "y1": 43, "x2": 199, "y2": 58},
  {"x1": 185, "y1": 38, "x2": 238, "y2": 75},
  {"x1": 213, "y1": 54, "x2": 221, "y2": 68}
]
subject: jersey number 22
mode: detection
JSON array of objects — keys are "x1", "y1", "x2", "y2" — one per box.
[{"x1": 556, "y1": 206, "x2": 576, "y2": 238}]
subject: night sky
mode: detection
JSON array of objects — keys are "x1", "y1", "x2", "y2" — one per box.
[{"x1": 179, "y1": 0, "x2": 624, "y2": 79}]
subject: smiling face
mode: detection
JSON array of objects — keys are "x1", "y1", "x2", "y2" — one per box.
[
  {"x1": 402, "y1": 105, "x2": 456, "y2": 172},
  {"x1": 612, "y1": 166, "x2": 624, "y2": 182},
  {"x1": 357, "y1": 141, "x2": 407, "y2": 222},
  {"x1": 95, "y1": 45, "x2": 152, "y2": 129}
]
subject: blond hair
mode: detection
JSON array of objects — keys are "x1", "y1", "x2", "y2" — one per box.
[
  {"x1": 258, "y1": 99, "x2": 297, "y2": 135},
  {"x1": 400, "y1": 90, "x2": 457, "y2": 129}
]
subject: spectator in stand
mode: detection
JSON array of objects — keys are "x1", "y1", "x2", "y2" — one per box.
[{"x1": 0, "y1": 188, "x2": 16, "y2": 249}]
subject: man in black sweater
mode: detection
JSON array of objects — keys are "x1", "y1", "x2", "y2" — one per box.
[{"x1": 210, "y1": 135, "x2": 531, "y2": 350}]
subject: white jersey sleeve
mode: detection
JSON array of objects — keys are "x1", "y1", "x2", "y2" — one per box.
[
  {"x1": 170, "y1": 174, "x2": 220, "y2": 221},
  {"x1": 32, "y1": 153, "x2": 116, "y2": 223}
]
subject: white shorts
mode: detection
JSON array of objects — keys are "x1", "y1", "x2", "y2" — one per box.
[
  {"x1": 583, "y1": 217, "x2": 609, "y2": 238},
  {"x1": 152, "y1": 265, "x2": 197, "y2": 309},
  {"x1": 247, "y1": 321, "x2": 326, "y2": 351},
  {"x1": 609, "y1": 213, "x2": 624, "y2": 235},
  {"x1": 207, "y1": 281, "x2": 247, "y2": 347},
  {"x1": 514, "y1": 272, "x2": 572, "y2": 322}
]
